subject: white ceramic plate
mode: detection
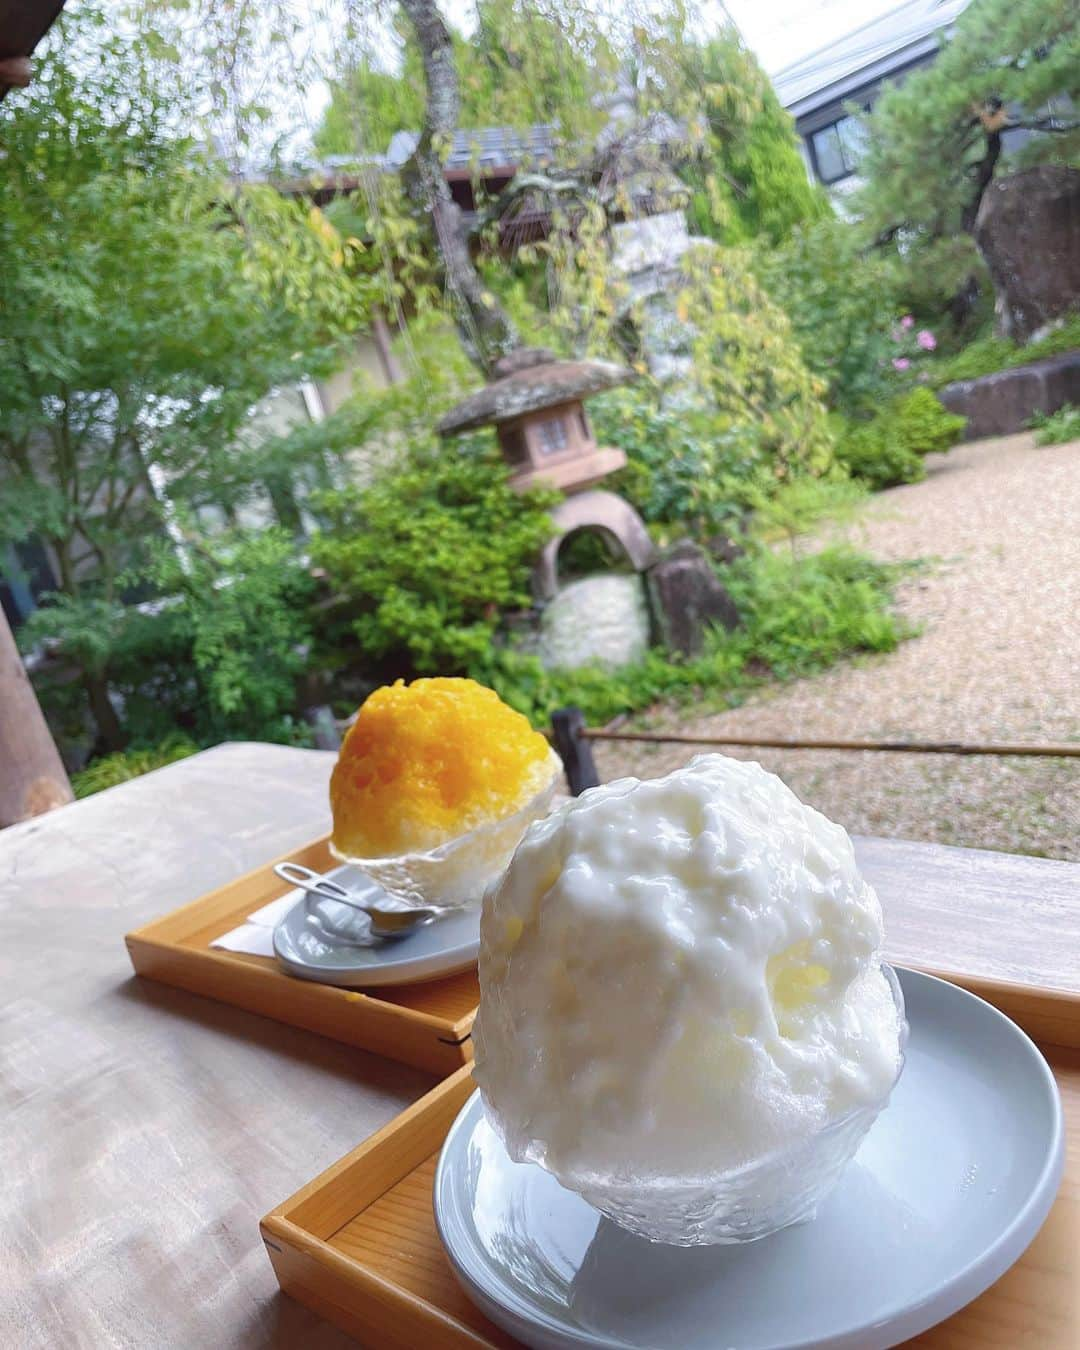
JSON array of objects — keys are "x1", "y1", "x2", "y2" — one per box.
[
  {"x1": 272, "y1": 864, "x2": 480, "y2": 987},
  {"x1": 434, "y1": 968, "x2": 1064, "y2": 1350}
]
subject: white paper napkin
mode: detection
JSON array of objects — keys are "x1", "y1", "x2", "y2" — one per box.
[{"x1": 210, "y1": 890, "x2": 302, "y2": 958}]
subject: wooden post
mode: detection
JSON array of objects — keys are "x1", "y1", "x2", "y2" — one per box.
[
  {"x1": 371, "y1": 310, "x2": 405, "y2": 386},
  {"x1": 551, "y1": 706, "x2": 600, "y2": 796},
  {"x1": 0, "y1": 57, "x2": 33, "y2": 91},
  {"x1": 303, "y1": 705, "x2": 342, "y2": 752},
  {"x1": 0, "y1": 608, "x2": 73, "y2": 826}
]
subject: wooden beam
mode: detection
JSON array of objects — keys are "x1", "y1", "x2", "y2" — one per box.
[
  {"x1": 0, "y1": 56, "x2": 32, "y2": 88},
  {"x1": 582, "y1": 728, "x2": 1080, "y2": 759},
  {"x1": 0, "y1": 608, "x2": 73, "y2": 826}
]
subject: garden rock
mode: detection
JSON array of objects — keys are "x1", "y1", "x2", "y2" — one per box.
[
  {"x1": 940, "y1": 351, "x2": 1080, "y2": 440},
  {"x1": 975, "y1": 166, "x2": 1080, "y2": 342},
  {"x1": 646, "y1": 540, "x2": 739, "y2": 657},
  {"x1": 538, "y1": 574, "x2": 651, "y2": 671}
]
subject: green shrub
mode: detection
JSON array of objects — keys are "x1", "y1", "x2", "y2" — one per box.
[
  {"x1": 681, "y1": 246, "x2": 835, "y2": 485},
  {"x1": 727, "y1": 546, "x2": 903, "y2": 680},
  {"x1": 588, "y1": 254, "x2": 839, "y2": 523},
  {"x1": 931, "y1": 313, "x2": 1080, "y2": 388},
  {"x1": 119, "y1": 528, "x2": 317, "y2": 745},
  {"x1": 835, "y1": 421, "x2": 924, "y2": 490},
  {"x1": 835, "y1": 389, "x2": 967, "y2": 489},
  {"x1": 477, "y1": 545, "x2": 905, "y2": 726},
  {"x1": 154, "y1": 530, "x2": 317, "y2": 737},
  {"x1": 71, "y1": 737, "x2": 198, "y2": 799},
  {"x1": 892, "y1": 387, "x2": 968, "y2": 456},
  {"x1": 755, "y1": 218, "x2": 902, "y2": 417},
  {"x1": 1030, "y1": 404, "x2": 1080, "y2": 445},
  {"x1": 592, "y1": 378, "x2": 835, "y2": 545},
  {"x1": 929, "y1": 335, "x2": 1016, "y2": 387},
  {"x1": 591, "y1": 385, "x2": 747, "y2": 539},
  {"x1": 748, "y1": 475, "x2": 869, "y2": 551},
  {"x1": 310, "y1": 439, "x2": 556, "y2": 674}
]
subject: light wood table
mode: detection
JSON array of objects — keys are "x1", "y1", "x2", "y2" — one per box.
[{"x1": 0, "y1": 743, "x2": 1077, "y2": 1348}]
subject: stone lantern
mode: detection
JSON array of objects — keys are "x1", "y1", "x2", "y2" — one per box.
[{"x1": 437, "y1": 347, "x2": 656, "y2": 599}]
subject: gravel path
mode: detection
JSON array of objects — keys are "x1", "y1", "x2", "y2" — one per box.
[{"x1": 596, "y1": 431, "x2": 1080, "y2": 860}]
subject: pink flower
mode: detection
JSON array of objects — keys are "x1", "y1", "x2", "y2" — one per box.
[
  {"x1": 892, "y1": 357, "x2": 911, "y2": 371},
  {"x1": 900, "y1": 315, "x2": 914, "y2": 329},
  {"x1": 917, "y1": 329, "x2": 937, "y2": 350}
]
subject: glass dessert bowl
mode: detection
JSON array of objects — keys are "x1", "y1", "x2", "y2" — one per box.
[
  {"x1": 329, "y1": 677, "x2": 561, "y2": 909},
  {"x1": 473, "y1": 756, "x2": 909, "y2": 1247},
  {"x1": 537, "y1": 964, "x2": 907, "y2": 1246},
  {"x1": 330, "y1": 753, "x2": 561, "y2": 909}
]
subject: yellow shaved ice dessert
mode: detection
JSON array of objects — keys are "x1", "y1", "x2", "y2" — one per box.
[{"x1": 330, "y1": 677, "x2": 555, "y2": 860}]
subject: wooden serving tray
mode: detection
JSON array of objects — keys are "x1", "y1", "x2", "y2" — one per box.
[
  {"x1": 125, "y1": 833, "x2": 478, "y2": 1075},
  {"x1": 262, "y1": 979, "x2": 1080, "y2": 1350}
]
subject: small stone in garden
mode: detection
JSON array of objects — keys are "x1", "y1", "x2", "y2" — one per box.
[
  {"x1": 538, "y1": 574, "x2": 651, "y2": 671},
  {"x1": 647, "y1": 540, "x2": 740, "y2": 657}
]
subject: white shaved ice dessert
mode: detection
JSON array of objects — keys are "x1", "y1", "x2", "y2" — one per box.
[{"x1": 472, "y1": 754, "x2": 905, "y2": 1245}]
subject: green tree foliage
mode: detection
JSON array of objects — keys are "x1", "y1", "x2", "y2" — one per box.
[
  {"x1": 679, "y1": 247, "x2": 834, "y2": 483},
  {"x1": 856, "y1": 0, "x2": 1079, "y2": 262},
  {"x1": 316, "y1": 45, "x2": 425, "y2": 157},
  {"x1": 25, "y1": 528, "x2": 318, "y2": 748},
  {"x1": 318, "y1": 3, "x2": 819, "y2": 248},
  {"x1": 589, "y1": 247, "x2": 834, "y2": 536},
  {"x1": 642, "y1": 25, "x2": 827, "y2": 246},
  {"x1": 755, "y1": 218, "x2": 902, "y2": 416},
  {"x1": 0, "y1": 6, "x2": 361, "y2": 748},
  {"x1": 316, "y1": 0, "x2": 611, "y2": 157}
]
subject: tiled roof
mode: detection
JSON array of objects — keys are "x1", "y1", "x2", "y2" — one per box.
[
  {"x1": 773, "y1": 0, "x2": 969, "y2": 116},
  {"x1": 384, "y1": 124, "x2": 559, "y2": 172}
]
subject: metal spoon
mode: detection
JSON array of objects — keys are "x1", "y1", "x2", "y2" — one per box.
[{"x1": 273, "y1": 861, "x2": 449, "y2": 942}]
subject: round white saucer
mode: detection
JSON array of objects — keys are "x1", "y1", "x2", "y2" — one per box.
[
  {"x1": 273, "y1": 864, "x2": 479, "y2": 987},
  {"x1": 434, "y1": 968, "x2": 1063, "y2": 1349}
]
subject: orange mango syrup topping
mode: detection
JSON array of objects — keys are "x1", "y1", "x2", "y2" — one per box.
[{"x1": 329, "y1": 677, "x2": 553, "y2": 858}]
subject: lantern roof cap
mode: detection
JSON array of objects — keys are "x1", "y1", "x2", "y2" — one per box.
[{"x1": 436, "y1": 346, "x2": 635, "y2": 437}]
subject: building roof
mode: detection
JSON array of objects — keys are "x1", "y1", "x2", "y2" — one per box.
[
  {"x1": 261, "y1": 126, "x2": 560, "y2": 203},
  {"x1": 773, "y1": 0, "x2": 969, "y2": 119},
  {"x1": 437, "y1": 347, "x2": 634, "y2": 436},
  {"x1": 384, "y1": 124, "x2": 559, "y2": 174}
]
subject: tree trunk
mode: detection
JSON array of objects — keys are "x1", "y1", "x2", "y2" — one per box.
[
  {"x1": 83, "y1": 670, "x2": 127, "y2": 754},
  {"x1": 0, "y1": 609, "x2": 74, "y2": 827},
  {"x1": 398, "y1": 0, "x2": 519, "y2": 374},
  {"x1": 962, "y1": 129, "x2": 1002, "y2": 234},
  {"x1": 947, "y1": 272, "x2": 982, "y2": 332}
]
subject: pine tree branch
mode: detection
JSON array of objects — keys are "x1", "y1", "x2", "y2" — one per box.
[{"x1": 1004, "y1": 119, "x2": 1079, "y2": 134}]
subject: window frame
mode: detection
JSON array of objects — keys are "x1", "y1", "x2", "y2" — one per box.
[{"x1": 809, "y1": 112, "x2": 867, "y2": 185}]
